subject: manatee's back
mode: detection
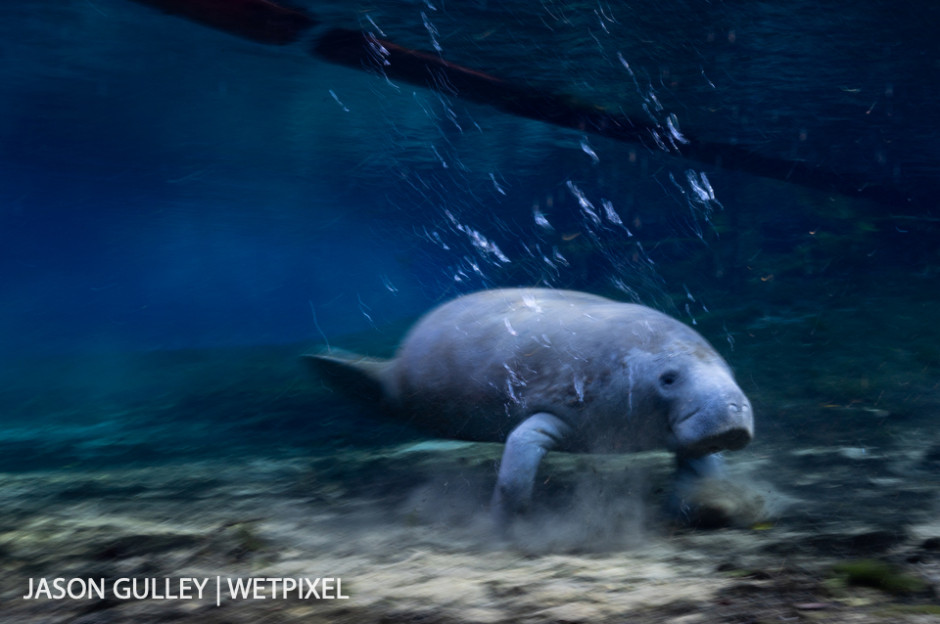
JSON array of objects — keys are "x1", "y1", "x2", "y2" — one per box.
[
  {"x1": 307, "y1": 288, "x2": 705, "y2": 446},
  {"x1": 386, "y1": 288, "x2": 627, "y2": 442}
]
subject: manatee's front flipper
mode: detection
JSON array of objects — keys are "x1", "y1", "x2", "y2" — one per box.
[
  {"x1": 676, "y1": 453, "x2": 727, "y2": 484},
  {"x1": 491, "y1": 412, "x2": 572, "y2": 527},
  {"x1": 668, "y1": 453, "x2": 725, "y2": 522},
  {"x1": 669, "y1": 453, "x2": 753, "y2": 528}
]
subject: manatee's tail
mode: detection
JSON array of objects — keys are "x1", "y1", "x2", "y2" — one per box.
[{"x1": 301, "y1": 349, "x2": 392, "y2": 405}]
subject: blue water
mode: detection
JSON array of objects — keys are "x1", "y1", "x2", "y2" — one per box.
[
  {"x1": 3, "y1": 4, "x2": 940, "y2": 623},
  {"x1": 1, "y1": 1, "x2": 938, "y2": 467}
]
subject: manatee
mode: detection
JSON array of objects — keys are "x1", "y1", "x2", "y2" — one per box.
[{"x1": 304, "y1": 287, "x2": 753, "y2": 525}]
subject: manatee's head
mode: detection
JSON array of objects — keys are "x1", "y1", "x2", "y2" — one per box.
[{"x1": 649, "y1": 338, "x2": 754, "y2": 457}]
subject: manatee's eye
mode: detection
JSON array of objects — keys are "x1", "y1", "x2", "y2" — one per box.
[{"x1": 659, "y1": 370, "x2": 680, "y2": 387}]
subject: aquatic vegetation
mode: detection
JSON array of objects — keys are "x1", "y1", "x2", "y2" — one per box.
[
  {"x1": 876, "y1": 604, "x2": 940, "y2": 617},
  {"x1": 830, "y1": 559, "x2": 929, "y2": 596}
]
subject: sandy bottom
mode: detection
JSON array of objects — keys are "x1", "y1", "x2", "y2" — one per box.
[{"x1": 1, "y1": 422, "x2": 939, "y2": 624}]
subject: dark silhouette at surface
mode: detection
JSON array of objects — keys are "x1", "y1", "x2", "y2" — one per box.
[{"x1": 129, "y1": 0, "x2": 914, "y2": 208}]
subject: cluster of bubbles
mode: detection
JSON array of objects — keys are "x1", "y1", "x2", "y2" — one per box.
[{"x1": 337, "y1": 1, "x2": 730, "y2": 336}]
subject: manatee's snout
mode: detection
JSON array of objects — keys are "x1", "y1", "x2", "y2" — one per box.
[
  {"x1": 673, "y1": 391, "x2": 753, "y2": 457},
  {"x1": 710, "y1": 397, "x2": 753, "y2": 451}
]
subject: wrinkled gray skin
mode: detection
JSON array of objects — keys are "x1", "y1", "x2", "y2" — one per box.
[{"x1": 305, "y1": 288, "x2": 753, "y2": 525}]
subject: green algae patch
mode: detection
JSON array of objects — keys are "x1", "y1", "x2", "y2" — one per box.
[
  {"x1": 875, "y1": 604, "x2": 940, "y2": 617},
  {"x1": 830, "y1": 559, "x2": 928, "y2": 595}
]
